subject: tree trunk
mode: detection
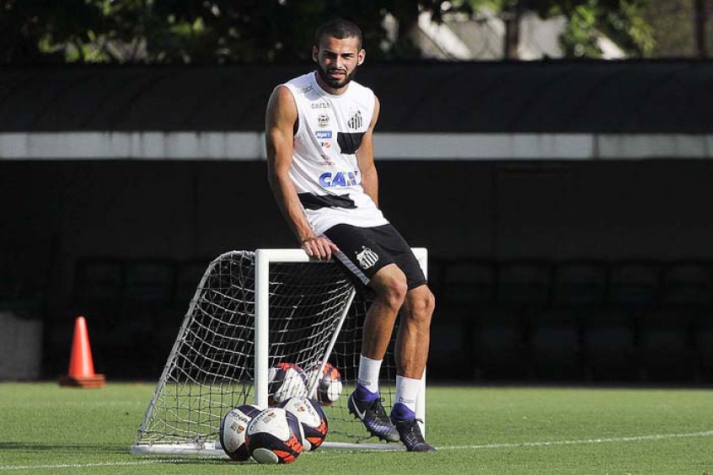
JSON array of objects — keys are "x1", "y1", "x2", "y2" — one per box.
[
  {"x1": 503, "y1": 2, "x2": 524, "y2": 60},
  {"x1": 694, "y1": 0, "x2": 708, "y2": 58}
]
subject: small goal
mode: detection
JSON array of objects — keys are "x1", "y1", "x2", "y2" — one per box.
[{"x1": 130, "y1": 248, "x2": 428, "y2": 456}]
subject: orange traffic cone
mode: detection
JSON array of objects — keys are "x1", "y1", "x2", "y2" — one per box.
[{"x1": 59, "y1": 316, "x2": 106, "y2": 388}]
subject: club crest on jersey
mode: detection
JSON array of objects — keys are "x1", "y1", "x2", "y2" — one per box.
[
  {"x1": 317, "y1": 114, "x2": 330, "y2": 128},
  {"x1": 356, "y1": 246, "x2": 379, "y2": 270},
  {"x1": 347, "y1": 110, "x2": 363, "y2": 130}
]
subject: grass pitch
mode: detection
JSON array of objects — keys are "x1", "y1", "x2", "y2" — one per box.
[{"x1": 1, "y1": 382, "x2": 712, "y2": 474}]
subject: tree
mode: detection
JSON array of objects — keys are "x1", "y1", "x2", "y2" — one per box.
[
  {"x1": 448, "y1": 0, "x2": 654, "y2": 58},
  {"x1": 0, "y1": 0, "x2": 104, "y2": 63},
  {"x1": 0, "y1": 0, "x2": 657, "y2": 64}
]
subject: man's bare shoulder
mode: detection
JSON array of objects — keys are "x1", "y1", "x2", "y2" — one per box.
[{"x1": 267, "y1": 85, "x2": 298, "y2": 124}]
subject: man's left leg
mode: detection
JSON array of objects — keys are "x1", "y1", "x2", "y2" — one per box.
[{"x1": 391, "y1": 284, "x2": 437, "y2": 452}]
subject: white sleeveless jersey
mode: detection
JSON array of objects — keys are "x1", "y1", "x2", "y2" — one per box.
[{"x1": 283, "y1": 72, "x2": 388, "y2": 236}]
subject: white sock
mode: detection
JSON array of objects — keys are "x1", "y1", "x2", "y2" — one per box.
[
  {"x1": 395, "y1": 375, "x2": 421, "y2": 413},
  {"x1": 357, "y1": 355, "x2": 382, "y2": 393}
]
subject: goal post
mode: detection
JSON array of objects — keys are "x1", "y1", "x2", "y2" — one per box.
[{"x1": 130, "y1": 248, "x2": 428, "y2": 456}]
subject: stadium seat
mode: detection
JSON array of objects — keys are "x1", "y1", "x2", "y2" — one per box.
[
  {"x1": 607, "y1": 260, "x2": 662, "y2": 308},
  {"x1": 429, "y1": 306, "x2": 471, "y2": 380},
  {"x1": 638, "y1": 308, "x2": 694, "y2": 382},
  {"x1": 495, "y1": 260, "x2": 553, "y2": 309},
  {"x1": 175, "y1": 260, "x2": 210, "y2": 308},
  {"x1": 437, "y1": 259, "x2": 496, "y2": 308},
  {"x1": 122, "y1": 261, "x2": 177, "y2": 376},
  {"x1": 529, "y1": 309, "x2": 582, "y2": 380},
  {"x1": 472, "y1": 308, "x2": 529, "y2": 380},
  {"x1": 660, "y1": 260, "x2": 713, "y2": 308},
  {"x1": 124, "y1": 260, "x2": 176, "y2": 304},
  {"x1": 552, "y1": 260, "x2": 608, "y2": 308},
  {"x1": 581, "y1": 308, "x2": 637, "y2": 381},
  {"x1": 693, "y1": 310, "x2": 713, "y2": 380},
  {"x1": 73, "y1": 258, "x2": 124, "y2": 307}
]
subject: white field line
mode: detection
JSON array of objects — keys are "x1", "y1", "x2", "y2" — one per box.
[
  {"x1": 0, "y1": 459, "x2": 192, "y2": 471},
  {"x1": 438, "y1": 430, "x2": 713, "y2": 451},
  {"x1": 1, "y1": 431, "x2": 712, "y2": 470}
]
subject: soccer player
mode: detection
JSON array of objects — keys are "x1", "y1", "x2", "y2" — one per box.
[{"x1": 265, "y1": 18, "x2": 436, "y2": 452}]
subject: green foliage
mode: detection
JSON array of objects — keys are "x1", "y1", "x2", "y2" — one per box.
[
  {"x1": 641, "y1": 0, "x2": 707, "y2": 58},
  {"x1": 0, "y1": 0, "x2": 104, "y2": 63},
  {"x1": 456, "y1": 0, "x2": 654, "y2": 57},
  {"x1": 0, "y1": 0, "x2": 655, "y2": 63}
]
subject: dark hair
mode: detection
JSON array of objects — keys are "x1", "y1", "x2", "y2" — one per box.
[{"x1": 314, "y1": 19, "x2": 363, "y2": 49}]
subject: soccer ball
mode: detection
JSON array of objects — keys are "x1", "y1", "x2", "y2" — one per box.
[
  {"x1": 268, "y1": 362, "x2": 308, "y2": 406},
  {"x1": 245, "y1": 408, "x2": 305, "y2": 464},
  {"x1": 219, "y1": 404, "x2": 262, "y2": 461},
  {"x1": 309, "y1": 362, "x2": 343, "y2": 405},
  {"x1": 279, "y1": 396, "x2": 329, "y2": 451}
]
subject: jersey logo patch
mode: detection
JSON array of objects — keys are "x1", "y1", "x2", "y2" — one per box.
[
  {"x1": 356, "y1": 246, "x2": 379, "y2": 270},
  {"x1": 319, "y1": 171, "x2": 358, "y2": 187},
  {"x1": 348, "y1": 110, "x2": 363, "y2": 129},
  {"x1": 317, "y1": 114, "x2": 330, "y2": 128}
]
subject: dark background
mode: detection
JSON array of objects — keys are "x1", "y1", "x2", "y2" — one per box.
[{"x1": 2, "y1": 62, "x2": 713, "y2": 383}]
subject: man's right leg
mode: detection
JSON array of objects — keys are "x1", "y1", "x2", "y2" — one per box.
[{"x1": 347, "y1": 264, "x2": 407, "y2": 442}]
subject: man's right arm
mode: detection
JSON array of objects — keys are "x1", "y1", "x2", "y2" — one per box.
[{"x1": 265, "y1": 86, "x2": 338, "y2": 260}]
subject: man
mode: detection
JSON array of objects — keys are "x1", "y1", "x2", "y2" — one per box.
[{"x1": 265, "y1": 18, "x2": 436, "y2": 452}]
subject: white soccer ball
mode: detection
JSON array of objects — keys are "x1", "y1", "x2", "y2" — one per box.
[
  {"x1": 219, "y1": 404, "x2": 262, "y2": 461},
  {"x1": 245, "y1": 408, "x2": 305, "y2": 464},
  {"x1": 279, "y1": 396, "x2": 329, "y2": 451},
  {"x1": 307, "y1": 362, "x2": 343, "y2": 405},
  {"x1": 268, "y1": 362, "x2": 308, "y2": 406}
]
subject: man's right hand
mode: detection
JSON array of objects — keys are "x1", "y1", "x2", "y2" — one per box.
[{"x1": 301, "y1": 236, "x2": 340, "y2": 261}]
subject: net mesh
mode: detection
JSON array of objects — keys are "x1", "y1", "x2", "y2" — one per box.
[{"x1": 134, "y1": 250, "x2": 398, "y2": 448}]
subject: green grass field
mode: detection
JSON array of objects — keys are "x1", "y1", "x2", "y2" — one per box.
[{"x1": 1, "y1": 382, "x2": 712, "y2": 474}]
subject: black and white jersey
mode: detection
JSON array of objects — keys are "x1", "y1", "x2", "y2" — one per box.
[{"x1": 282, "y1": 72, "x2": 388, "y2": 236}]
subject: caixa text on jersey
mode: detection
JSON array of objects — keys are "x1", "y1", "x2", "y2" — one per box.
[{"x1": 319, "y1": 171, "x2": 359, "y2": 187}]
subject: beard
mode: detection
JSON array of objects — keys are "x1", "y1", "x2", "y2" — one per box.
[{"x1": 316, "y1": 64, "x2": 358, "y2": 89}]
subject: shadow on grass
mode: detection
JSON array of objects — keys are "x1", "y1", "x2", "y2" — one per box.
[
  {"x1": 0, "y1": 442, "x2": 133, "y2": 455},
  {"x1": 0, "y1": 442, "x2": 239, "y2": 465}
]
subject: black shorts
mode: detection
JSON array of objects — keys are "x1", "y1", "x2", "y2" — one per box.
[{"x1": 323, "y1": 223, "x2": 427, "y2": 292}]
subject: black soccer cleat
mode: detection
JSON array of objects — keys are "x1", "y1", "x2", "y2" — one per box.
[
  {"x1": 391, "y1": 417, "x2": 437, "y2": 452},
  {"x1": 347, "y1": 392, "x2": 400, "y2": 442}
]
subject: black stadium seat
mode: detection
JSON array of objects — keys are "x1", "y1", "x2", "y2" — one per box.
[
  {"x1": 495, "y1": 260, "x2": 553, "y2": 309},
  {"x1": 552, "y1": 260, "x2": 608, "y2": 308},
  {"x1": 607, "y1": 260, "x2": 662, "y2": 308},
  {"x1": 660, "y1": 260, "x2": 713, "y2": 308}
]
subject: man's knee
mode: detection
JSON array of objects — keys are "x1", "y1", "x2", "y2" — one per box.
[
  {"x1": 372, "y1": 266, "x2": 408, "y2": 310},
  {"x1": 405, "y1": 287, "x2": 435, "y2": 323}
]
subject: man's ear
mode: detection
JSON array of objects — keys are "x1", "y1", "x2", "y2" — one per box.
[
  {"x1": 357, "y1": 49, "x2": 365, "y2": 66},
  {"x1": 312, "y1": 46, "x2": 319, "y2": 63}
]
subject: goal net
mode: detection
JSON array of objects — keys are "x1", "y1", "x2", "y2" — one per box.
[{"x1": 130, "y1": 248, "x2": 427, "y2": 455}]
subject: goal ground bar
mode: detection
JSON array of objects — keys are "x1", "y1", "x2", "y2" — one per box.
[{"x1": 129, "y1": 441, "x2": 405, "y2": 456}]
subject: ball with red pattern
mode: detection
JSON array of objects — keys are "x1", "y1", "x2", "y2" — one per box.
[
  {"x1": 316, "y1": 362, "x2": 343, "y2": 405},
  {"x1": 268, "y1": 362, "x2": 308, "y2": 406},
  {"x1": 279, "y1": 396, "x2": 329, "y2": 451},
  {"x1": 245, "y1": 408, "x2": 305, "y2": 464}
]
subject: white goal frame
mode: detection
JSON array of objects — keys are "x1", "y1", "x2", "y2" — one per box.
[{"x1": 130, "y1": 248, "x2": 428, "y2": 456}]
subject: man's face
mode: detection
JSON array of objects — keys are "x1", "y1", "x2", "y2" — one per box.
[{"x1": 312, "y1": 36, "x2": 365, "y2": 91}]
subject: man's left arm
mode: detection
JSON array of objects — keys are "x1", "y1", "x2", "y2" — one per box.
[{"x1": 356, "y1": 95, "x2": 381, "y2": 208}]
